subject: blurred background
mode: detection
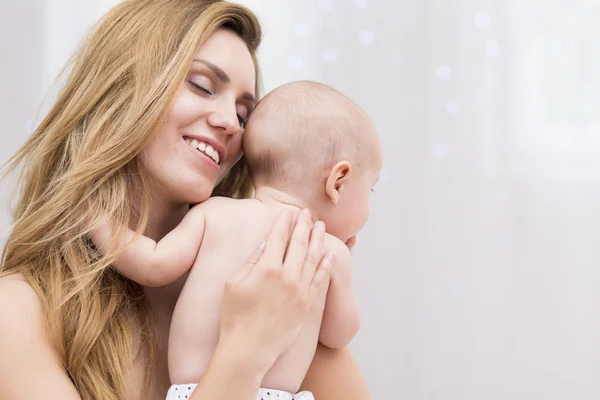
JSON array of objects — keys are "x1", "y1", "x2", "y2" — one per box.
[{"x1": 1, "y1": 0, "x2": 599, "y2": 399}]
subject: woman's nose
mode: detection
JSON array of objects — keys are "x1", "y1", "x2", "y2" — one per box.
[{"x1": 207, "y1": 107, "x2": 240, "y2": 136}]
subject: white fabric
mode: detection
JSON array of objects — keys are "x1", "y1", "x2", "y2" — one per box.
[{"x1": 166, "y1": 384, "x2": 314, "y2": 400}]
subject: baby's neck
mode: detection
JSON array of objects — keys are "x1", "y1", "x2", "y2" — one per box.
[{"x1": 254, "y1": 186, "x2": 312, "y2": 216}]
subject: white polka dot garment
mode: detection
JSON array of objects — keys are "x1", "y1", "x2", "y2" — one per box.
[{"x1": 166, "y1": 384, "x2": 314, "y2": 400}]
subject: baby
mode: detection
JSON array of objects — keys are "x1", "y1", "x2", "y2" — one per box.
[{"x1": 92, "y1": 81, "x2": 382, "y2": 399}]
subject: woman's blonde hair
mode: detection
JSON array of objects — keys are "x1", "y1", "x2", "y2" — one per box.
[{"x1": 0, "y1": 1, "x2": 261, "y2": 398}]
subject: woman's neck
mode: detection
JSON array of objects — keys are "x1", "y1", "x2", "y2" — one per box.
[{"x1": 142, "y1": 196, "x2": 190, "y2": 242}]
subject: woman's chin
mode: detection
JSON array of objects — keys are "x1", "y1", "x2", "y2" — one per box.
[
  {"x1": 178, "y1": 174, "x2": 218, "y2": 201},
  {"x1": 183, "y1": 190, "x2": 213, "y2": 205},
  {"x1": 168, "y1": 183, "x2": 213, "y2": 206}
]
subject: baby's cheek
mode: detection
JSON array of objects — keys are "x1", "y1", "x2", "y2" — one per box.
[{"x1": 353, "y1": 205, "x2": 370, "y2": 234}]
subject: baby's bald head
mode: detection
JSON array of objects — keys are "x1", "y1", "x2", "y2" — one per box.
[{"x1": 243, "y1": 81, "x2": 381, "y2": 190}]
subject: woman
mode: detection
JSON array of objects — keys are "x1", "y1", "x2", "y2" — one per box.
[{"x1": 0, "y1": 1, "x2": 370, "y2": 399}]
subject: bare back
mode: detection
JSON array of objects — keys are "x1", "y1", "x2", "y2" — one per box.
[{"x1": 168, "y1": 197, "x2": 339, "y2": 392}]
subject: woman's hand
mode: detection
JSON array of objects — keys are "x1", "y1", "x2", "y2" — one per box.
[{"x1": 217, "y1": 208, "x2": 334, "y2": 374}]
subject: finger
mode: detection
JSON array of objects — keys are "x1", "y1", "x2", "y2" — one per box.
[
  {"x1": 228, "y1": 240, "x2": 265, "y2": 285},
  {"x1": 260, "y1": 208, "x2": 295, "y2": 269},
  {"x1": 308, "y1": 252, "x2": 334, "y2": 302},
  {"x1": 299, "y1": 220, "x2": 326, "y2": 289},
  {"x1": 282, "y1": 209, "x2": 313, "y2": 281}
]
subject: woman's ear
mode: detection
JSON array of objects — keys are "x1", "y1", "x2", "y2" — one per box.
[{"x1": 325, "y1": 161, "x2": 352, "y2": 205}]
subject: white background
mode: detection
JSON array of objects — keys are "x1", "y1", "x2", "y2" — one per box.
[{"x1": 1, "y1": 1, "x2": 599, "y2": 398}]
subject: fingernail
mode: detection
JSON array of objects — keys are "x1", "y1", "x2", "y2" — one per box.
[
  {"x1": 303, "y1": 208, "x2": 312, "y2": 217},
  {"x1": 325, "y1": 252, "x2": 334, "y2": 263},
  {"x1": 315, "y1": 221, "x2": 325, "y2": 231},
  {"x1": 257, "y1": 241, "x2": 266, "y2": 254}
]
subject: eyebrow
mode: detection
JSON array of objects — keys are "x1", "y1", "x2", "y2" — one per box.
[{"x1": 192, "y1": 58, "x2": 256, "y2": 104}]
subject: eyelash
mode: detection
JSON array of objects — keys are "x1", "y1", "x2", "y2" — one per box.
[
  {"x1": 189, "y1": 81, "x2": 212, "y2": 95},
  {"x1": 237, "y1": 115, "x2": 247, "y2": 129},
  {"x1": 189, "y1": 81, "x2": 246, "y2": 129}
]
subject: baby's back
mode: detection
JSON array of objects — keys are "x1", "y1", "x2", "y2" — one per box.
[{"x1": 169, "y1": 197, "x2": 329, "y2": 392}]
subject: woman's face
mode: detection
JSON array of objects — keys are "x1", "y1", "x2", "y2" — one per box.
[{"x1": 140, "y1": 28, "x2": 256, "y2": 206}]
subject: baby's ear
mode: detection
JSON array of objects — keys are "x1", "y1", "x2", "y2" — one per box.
[{"x1": 325, "y1": 161, "x2": 352, "y2": 205}]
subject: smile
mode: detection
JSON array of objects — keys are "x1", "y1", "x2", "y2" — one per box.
[{"x1": 184, "y1": 137, "x2": 221, "y2": 165}]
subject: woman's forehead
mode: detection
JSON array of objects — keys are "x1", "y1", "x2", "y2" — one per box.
[{"x1": 192, "y1": 29, "x2": 256, "y2": 95}]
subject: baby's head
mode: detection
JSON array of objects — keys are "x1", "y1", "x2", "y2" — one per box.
[{"x1": 243, "y1": 81, "x2": 382, "y2": 242}]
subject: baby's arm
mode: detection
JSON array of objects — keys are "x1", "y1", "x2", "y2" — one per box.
[
  {"x1": 318, "y1": 236, "x2": 361, "y2": 349},
  {"x1": 90, "y1": 205, "x2": 206, "y2": 287}
]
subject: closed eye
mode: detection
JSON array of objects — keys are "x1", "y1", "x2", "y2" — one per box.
[
  {"x1": 189, "y1": 80, "x2": 247, "y2": 129},
  {"x1": 189, "y1": 81, "x2": 212, "y2": 95},
  {"x1": 237, "y1": 114, "x2": 247, "y2": 129}
]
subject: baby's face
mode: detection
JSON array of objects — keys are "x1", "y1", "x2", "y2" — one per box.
[{"x1": 325, "y1": 162, "x2": 381, "y2": 243}]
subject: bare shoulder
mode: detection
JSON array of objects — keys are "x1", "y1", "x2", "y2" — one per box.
[
  {"x1": 200, "y1": 196, "x2": 256, "y2": 211},
  {"x1": 200, "y1": 196, "x2": 264, "y2": 224},
  {"x1": 0, "y1": 274, "x2": 79, "y2": 398},
  {"x1": 195, "y1": 196, "x2": 237, "y2": 215},
  {"x1": 0, "y1": 273, "x2": 49, "y2": 357},
  {"x1": 323, "y1": 234, "x2": 353, "y2": 274},
  {"x1": 324, "y1": 234, "x2": 351, "y2": 258},
  {"x1": 0, "y1": 273, "x2": 43, "y2": 321}
]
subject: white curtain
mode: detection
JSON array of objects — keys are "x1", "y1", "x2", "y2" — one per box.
[{"x1": 1, "y1": 1, "x2": 599, "y2": 399}]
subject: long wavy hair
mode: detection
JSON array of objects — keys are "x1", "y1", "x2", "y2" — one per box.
[{"x1": 0, "y1": 1, "x2": 261, "y2": 398}]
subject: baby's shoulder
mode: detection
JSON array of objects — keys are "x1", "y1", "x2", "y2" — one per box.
[
  {"x1": 200, "y1": 196, "x2": 256, "y2": 211},
  {"x1": 324, "y1": 234, "x2": 352, "y2": 264},
  {"x1": 201, "y1": 197, "x2": 267, "y2": 227},
  {"x1": 325, "y1": 233, "x2": 349, "y2": 249}
]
